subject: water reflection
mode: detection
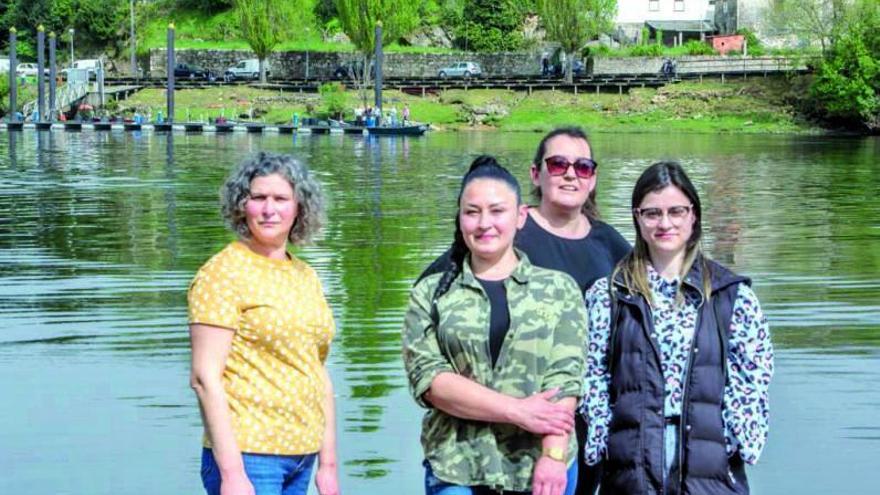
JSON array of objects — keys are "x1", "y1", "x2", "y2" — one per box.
[{"x1": 0, "y1": 131, "x2": 878, "y2": 494}]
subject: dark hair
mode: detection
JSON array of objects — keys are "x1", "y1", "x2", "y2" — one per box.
[
  {"x1": 430, "y1": 155, "x2": 521, "y2": 323},
  {"x1": 615, "y1": 161, "x2": 710, "y2": 304},
  {"x1": 531, "y1": 126, "x2": 599, "y2": 219}
]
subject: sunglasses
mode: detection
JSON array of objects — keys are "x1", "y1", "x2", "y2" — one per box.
[{"x1": 543, "y1": 155, "x2": 598, "y2": 179}]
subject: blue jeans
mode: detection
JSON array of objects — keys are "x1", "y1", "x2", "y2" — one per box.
[
  {"x1": 424, "y1": 459, "x2": 578, "y2": 495},
  {"x1": 201, "y1": 448, "x2": 316, "y2": 495}
]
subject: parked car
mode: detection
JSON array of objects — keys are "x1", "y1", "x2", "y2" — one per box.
[
  {"x1": 438, "y1": 61, "x2": 482, "y2": 78},
  {"x1": 16, "y1": 63, "x2": 49, "y2": 77},
  {"x1": 224, "y1": 59, "x2": 270, "y2": 80},
  {"x1": 174, "y1": 63, "x2": 215, "y2": 81}
]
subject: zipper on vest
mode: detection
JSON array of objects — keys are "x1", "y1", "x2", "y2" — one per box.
[{"x1": 678, "y1": 308, "x2": 701, "y2": 492}]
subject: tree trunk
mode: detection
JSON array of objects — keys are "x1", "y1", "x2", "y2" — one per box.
[
  {"x1": 564, "y1": 51, "x2": 573, "y2": 84},
  {"x1": 259, "y1": 57, "x2": 267, "y2": 84}
]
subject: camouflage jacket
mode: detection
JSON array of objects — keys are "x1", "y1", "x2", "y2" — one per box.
[{"x1": 402, "y1": 251, "x2": 587, "y2": 492}]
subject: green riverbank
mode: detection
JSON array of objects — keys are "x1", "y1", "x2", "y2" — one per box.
[{"x1": 116, "y1": 77, "x2": 821, "y2": 134}]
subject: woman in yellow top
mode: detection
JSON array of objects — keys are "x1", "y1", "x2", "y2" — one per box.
[{"x1": 188, "y1": 152, "x2": 340, "y2": 495}]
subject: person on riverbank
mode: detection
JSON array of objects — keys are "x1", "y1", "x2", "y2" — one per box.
[
  {"x1": 417, "y1": 127, "x2": 630, "y2": 495},
  {"x1": 188, "y1": 152, "x2": 340, "y2": 495},
  {"x1": 582, "y1": 161, "x2": 774, "y2": 495},
  {"x1": 403, "y1": 156, "x2": 587, "y2": 495}
]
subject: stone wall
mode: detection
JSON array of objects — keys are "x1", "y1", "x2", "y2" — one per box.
[
  {"x1": 149, "y1": 49, "x2": 543, "y2": 79},
  {"x1": 149, "y1": 49, "x2": 805, "y2": 79},
  {"x1": 592, "y1": 55, "x2": 806, "y2": 75}
]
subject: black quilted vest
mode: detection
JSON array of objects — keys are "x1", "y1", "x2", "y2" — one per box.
[{"x1": 600, "y1": 258, "x2": 751, "y2": 495}]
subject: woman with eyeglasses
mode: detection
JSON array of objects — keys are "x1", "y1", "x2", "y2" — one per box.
[
  {"x1": 417, "y1": 127, "x2": 630, "y2": 495},
  {"x1": 582, "y1": 161, "x2": 774, "y2": 495},
  {"x1": 403, "y1": 156, "x2": 588, "y2": 495}
]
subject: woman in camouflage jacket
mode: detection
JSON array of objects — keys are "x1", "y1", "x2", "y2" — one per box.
[{"x1": 403, "y1": 156, "x2": 588, "y2": 495}]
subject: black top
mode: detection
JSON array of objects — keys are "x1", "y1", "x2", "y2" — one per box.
[
  {"x1": 418, "y1": 211, "x2": 632, "y2": 294},
  {"x1": 476, "y1": 277, "x2": 510, "y2": 368},
  {"x1": 515, "y1": 212, "x2": 631, "y2": 293}
]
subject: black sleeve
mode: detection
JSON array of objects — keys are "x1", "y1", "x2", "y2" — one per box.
[
  {"x1": 595, "y1": 220, "x2": 632, "y2": 264},
  {"x1": 414, "y1": 247, "x2": 454, "y2": 286}
]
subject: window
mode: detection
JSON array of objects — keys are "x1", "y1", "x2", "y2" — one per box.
[
  {"x1": 674, "y1": 0, "x2": 685, "y2": 11},
  {"x1": 649, "y1": 0, "x2": 659, "y2": 11}
]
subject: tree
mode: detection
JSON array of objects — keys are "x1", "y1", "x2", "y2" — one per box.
[
  {"x1": 809, "y1": 0, "x2": 880, "y2": 131},
  {"x1": 456, "y1": 0, "x2": 524, "y2": 52},
  {"x1": 767, "y1": 0, "x2": 850, "y2": 54},
  {"x1": 334, "y1": 0, "x2": 420, "y2": 106},
  {"x1": 234, "y1": 0, "x2": 294, "y2": 83},
  {"x1": 537, "y1": 0, "x2": 615, "y2": 82}
]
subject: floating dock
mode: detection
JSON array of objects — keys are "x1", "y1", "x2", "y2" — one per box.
[{"x1": 0, "y1": 122, "x2": 429, "y2": 136}]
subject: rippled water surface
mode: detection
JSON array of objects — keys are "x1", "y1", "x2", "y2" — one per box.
[{"x1": 0, "y1": 130, "x2": 878, "y2": 494}]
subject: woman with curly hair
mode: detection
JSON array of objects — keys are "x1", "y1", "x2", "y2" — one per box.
[{"x1": 188, "y1": 152, "x2": 340, "y2": 495}]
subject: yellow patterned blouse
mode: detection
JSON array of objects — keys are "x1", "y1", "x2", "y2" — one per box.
[{"x1": 188, "y1": 241, "x2": 336, "y2": 455}]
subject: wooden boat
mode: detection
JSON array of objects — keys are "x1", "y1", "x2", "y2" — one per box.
[
  {"x1": 335, "y1": 119, "x2": 429, "y2": 136},
  {"x1": 244, "y1": 123, "x2": 265, "y2": 133},
  {"x1": 35, "y1": 122, "x2": 53, "y2": 131},
  {"x1": 6, "y1": 122, "x2": 23, "y2": 131},
  {"x1": 152, "y1": 123, "x2": 173, "y2": 132},
  {"x1": 183, "y1": 123, "x2": 204, "y2": 132},
  {"x1": 213, "y1": 123, "x2": 234, "y2": 133},
  {"x1": 64, "y1": 122, "x2": 82, "y2": 131},
  {"x1": 124, "y1": 123, "x2": 142, "y2": 131},
  {"x1": 93, "y1": 122, "x2": 112, "y2": 131}
]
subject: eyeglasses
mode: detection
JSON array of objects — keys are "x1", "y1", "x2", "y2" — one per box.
[
  {"x1": 633, "y1": 205, "x2": 693, "y2": 226},
  {"x1": 543, "y1": 155, "x2": 598, "y2": 179}
]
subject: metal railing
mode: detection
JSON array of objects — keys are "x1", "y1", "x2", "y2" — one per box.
[{"x1": 22, "y1": 81, "x2": 89, "y2": 120}]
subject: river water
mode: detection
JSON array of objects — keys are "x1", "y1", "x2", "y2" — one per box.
[{"x1": 0, "y1": 130, "x2": 877, "y2": 494}]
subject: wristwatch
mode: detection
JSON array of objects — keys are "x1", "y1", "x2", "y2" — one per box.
[{"x1": 542, "y1": 446, "x2": 566, "y2": 462}]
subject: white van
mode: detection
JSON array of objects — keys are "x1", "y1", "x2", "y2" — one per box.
[
  {"x1": 74, "y1": 59, "x2": 102, "y2": 77},
  {"x1": 225, "y1": 59, "x2": 270, "y2": 80}
]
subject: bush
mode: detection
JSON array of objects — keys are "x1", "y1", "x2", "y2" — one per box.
[
  {"x1": 319, "y1": 82, "x2": 347, "y2": 119},
  {"x1": 684, "y1": 40, "x2": 715, "y2": 56},
  {"x1": 736, "y1": 28, "x2": 766, "y2": 56},
  {"x1": 631, "y1": 44, "x2": 663, "y2": 57}
]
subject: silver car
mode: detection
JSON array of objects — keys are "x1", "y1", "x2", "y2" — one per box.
[{"x1": 438, "y1": 61, "x2": 482, "y2": 78}]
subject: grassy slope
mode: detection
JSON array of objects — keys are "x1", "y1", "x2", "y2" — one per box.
[
  {"x1": 118, "y1": 77, "x2": 817, "y2": 134},
  {"x1": 140, "y1": 8, "x2": 456, "y2": 54}
]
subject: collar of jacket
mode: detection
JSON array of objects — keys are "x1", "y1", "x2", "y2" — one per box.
[
  {"x1": 611, "y1": 255, "x2": 749, "y2": 305},
  {"x1": 457, "y1": 247, "x2": 532, "y2": 290}
]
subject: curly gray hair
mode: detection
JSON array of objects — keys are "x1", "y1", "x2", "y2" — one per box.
[{"x1": 220, "y1": 152, "x2": 326, "y2": 245}]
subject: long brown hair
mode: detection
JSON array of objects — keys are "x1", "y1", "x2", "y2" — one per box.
[
  {"x1": 614, "y1": 161, "x2": 711, "y2": 306},
  {"x1": 531, "y1": 126, "x2": 599, "y2": 219}
]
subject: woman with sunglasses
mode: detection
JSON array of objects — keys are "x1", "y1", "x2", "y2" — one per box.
[
  {"x1": 418, "y1": 127, "x2": 630, "y2": 495},
  {"x1": 582, "y1": 162, "x2": 774, "y2": 495},
  {"x1": 403, "y1": 156, "x2": 588, "y2": 495}
]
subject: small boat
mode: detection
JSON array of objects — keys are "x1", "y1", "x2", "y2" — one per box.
[
  {"x1": 183, "y1": 122, "x2": 204, "y2": 132},
  {"x1": 93, "y1": 122, "x2": 112, "y2": 131},
  {"x1": 124, "y1": 123, "x2": 142, "y2": 131},
  {"x1": 64, "y1": 122, "x2": 82, "y2": 132},
  {"x1": 277, "y1": 124, "x2": 297, "y2": 134},
  {"x1": 244, "y1": 123, "x2": 265, "y2": 133},
  {"x1": 35, "y1": 122, "x2": 53, "y2": 131},
  {"x1": 6, "y1": 122, "x2": 24, "y2": 131},
  {"x1": 364, "y1": 124, "x2": 428, "y2": 136},
  {"x1": 152, "y1": 123, "x2": 173, "y2": 132}
]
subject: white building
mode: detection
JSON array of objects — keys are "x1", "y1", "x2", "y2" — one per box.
[{"x1": 615, "y1": 0, "x2": 717, "y2": 44}]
